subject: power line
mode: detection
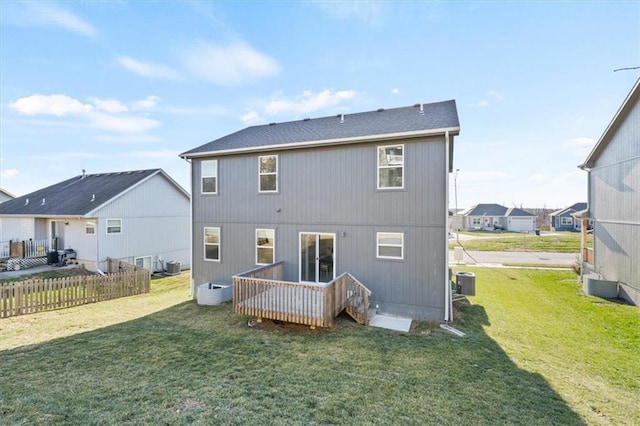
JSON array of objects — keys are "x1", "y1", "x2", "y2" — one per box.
[{"x1": 613, "y1": 66, "x2": 640, "y2": 72}]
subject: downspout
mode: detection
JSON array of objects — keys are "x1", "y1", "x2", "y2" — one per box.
[
  {"x1": 182, "y1": 156, "x2": 196, "y2": 299},
  {"x1": 444, "y1": 131, "x2": 452, "y2": 322}
]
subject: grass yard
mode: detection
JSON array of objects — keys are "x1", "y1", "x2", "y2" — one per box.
[
  {"x1": 1, "y1": 270, "x2": 638, "y2": 425},
  {"x1": 450, "y1": 231, "x2": 589, "y2": 252}
]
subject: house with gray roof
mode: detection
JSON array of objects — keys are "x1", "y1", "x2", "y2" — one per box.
[
  {"x1": 549, "y1": 202, "x2": 589, "y2": 232},
  {"x1": 455, "y1": 203, "x2": 537, "y2": 232},
  {"x1": 578, "y1": 78, "x2": 640, "y2": 307},
  {"x1": 181, "y1": 100, "x2": 460, "y2": 322},
  {"x1": 0, "y1": 169, "x2": 190, "y2": 273}
]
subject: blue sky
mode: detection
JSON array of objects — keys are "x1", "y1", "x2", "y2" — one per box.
[{"x1": 1, "y1": 1, "x2": 638, "y2": 209}]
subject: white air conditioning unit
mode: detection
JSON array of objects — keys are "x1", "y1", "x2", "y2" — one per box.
[{"x1": 165, "y1": 261, "x2": 181, "y2": 275}]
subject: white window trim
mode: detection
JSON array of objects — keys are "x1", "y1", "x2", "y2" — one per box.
[
  {"x1": 376, "y1": 232, "x2": 404, "y2": 260},
  {"x1": 201, "y1": 159, "x2": 218, "y2": 195},
  {"x1": 106, "y1": 218, "x2": 122, "y2": 235},
  {"x1": 86, "y1": 222, "x2": 96, "y2": 235},
  {"x1": 561, "y1": 217, "x2": 573, "y2": 225},
  {"x1": 255, "y1": 228, "x2": 275, "y2": 265},
  {"x1": 134, "y1": 255, "x2": 152, "y2": 270},
  {"x1": 258, "y1": 155, "x2": 278, "y2": 193},
  {"x1": 377, "y1": 144, "x2": 404, "y2": 190},
  {"x1": 204, "y1": 227, "x2": 221, "y2": 262}
]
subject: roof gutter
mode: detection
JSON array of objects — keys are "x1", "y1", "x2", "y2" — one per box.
[{"x1": 180, "y1": 126, "x2": 461, "y2": 159}]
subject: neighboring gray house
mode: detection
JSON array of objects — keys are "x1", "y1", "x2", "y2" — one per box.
[
  {"x1": 0, "y1": 169, "x2": 190, "y2": 272},
  {"x1": 549, "y1": 202, "x2": 588, "y2": 232},
  {"x1": 455, "y1": 203, "x2": 537, "y2": 232},
  {"x1": 579, "y1": 78, "x2": 640, "y2": 307},
  {"x1": 1, "y1": 188, "x2": 15, "y2": 204},
  {"x1": 181, "y1": 101, "x2": 460, "y2": 321}
]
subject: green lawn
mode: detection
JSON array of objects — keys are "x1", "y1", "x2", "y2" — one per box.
[
  {"x1": 0, "y1": 270, "x2": 638, "y2": 425},
  {"x1": 450, "y1": 232, "x2": 589, "y2": 252}
]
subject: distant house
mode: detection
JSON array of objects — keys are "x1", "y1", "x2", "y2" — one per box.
[
  {"x1": 0, "y1": 169, "x2": 190, "y2": 272},
  {"x1": 549, "y1": 202, "x2": 589, "y2": 232},
  {"x1": 0, "y1": 188, "x2": 14, "y2": 204},
  {"x1": 455, "y1": 203, "x2": 537, "y2": 232},
  {"x1": 579, "y1": 78, "x2": 640, "y2": 307},
  {"x1": 181, "y1": 101, "x2": 460, "y2": 322}
]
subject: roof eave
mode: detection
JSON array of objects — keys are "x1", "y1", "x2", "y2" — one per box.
[
  {"x1": 583, "y1": 78, "x2": 640, "y2": 169},
  {"x1": 180, "y1": 126, "x2": 460, "y2": 159}
]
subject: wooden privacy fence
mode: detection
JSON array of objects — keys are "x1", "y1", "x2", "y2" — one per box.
[
  {"x1": 0, "y1": 263, "x2": 150, "y2": 319},
  {"x1": 233, "y1": 262, "x2": 370, "y2": 328}
]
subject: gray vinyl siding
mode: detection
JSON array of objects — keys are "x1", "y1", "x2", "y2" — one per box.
[
  {"x1": 95, "y1": 173, "x2": 190, "y2": 271},
  {"x1": 590, "y1": 98, "x2": 640, "y2": 306},
  {"x1": 191, "y1": 136, "x2": 448, "y2": 320}
]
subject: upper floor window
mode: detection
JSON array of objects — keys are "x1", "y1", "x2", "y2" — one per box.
[
  {"x1": 204, "y1": 227, "x2": 220, "y2": 261},
  {"x1": 376, "y1": 232, "x2": 404, "y2": 260},
  {"x1": 259, "y1": 155, "x2": 278, "y2": 193},
  {"x1": 256, "y1": 228, "x2": 275, "y2": 265},
  {"x1": 202, "y1": 160, "x2": 218, "y2": 194},
  {"x1": 106, "y1": 219, "x2": 122, "y2": 234},
  {"x1": 377, "y1": 145, "x2": 404, "y2": 189}
]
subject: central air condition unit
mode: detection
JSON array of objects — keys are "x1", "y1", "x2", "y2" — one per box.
[
  {"x1": 165, "y1": 261, "x2": 181, "y2": 275},
  {"x1": 456, "y1": 272, "x2": 476, "y2": 296}
]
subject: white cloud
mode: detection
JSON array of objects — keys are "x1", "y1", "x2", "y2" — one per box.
[
  {"x1": 264, "y1": 89, "x2": 356, "y2": 116},
  {"x1": 91, "y1": 98, "x2": 128, "y2": 113},
  {"x1": 476, "y1": 90, "x2": 505, "y2": 107},
  {"x1": 181, "y1": 41, "x2": 280, "y2": 86},
  {"x1": 24, "y1": 3, "x2": 97, "y2": 37},
  {"x1": 391, "y1": 88, "x2": 399, "y2": 94},
  {"x1": 133, "y1": 96, "x2": 161, "y2": 110},
  {"x1": 1, "y1": 169, "x2": 19, "y2": 179},
  {"x1": 10, "y1": 94, "x2": 94, "y2": 116},
  {"x1": 568, "y1": 137, "x2": 597, "y2": 158},
  {"x1": 241, "y1": 111, "x2": 264, "y2": 125},
  {"x1": 117, "y1": 56, "x2": 179, "y2": 79},
  {"x1": 89, "y1": 113, "x2": 160, "y2": 133},
  {"x1": 9, "y1": 94, "x2": 159, "y2": 134}
]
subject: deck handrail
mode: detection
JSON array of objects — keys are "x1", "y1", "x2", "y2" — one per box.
[{"x1": 233, "y1": 263, "x2": 371, "y2": 328}]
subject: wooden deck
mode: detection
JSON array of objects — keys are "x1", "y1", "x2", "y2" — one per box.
[{"x1": 233, "y1": 262, "x2": 370, "y2": 328}]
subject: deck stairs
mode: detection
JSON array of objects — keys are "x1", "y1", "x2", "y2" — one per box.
[{"x1": 342, "y1": 275, "x2": 372, "y2": 325}]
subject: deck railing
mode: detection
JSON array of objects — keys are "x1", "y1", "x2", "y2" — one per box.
[
  {"x1": 583, "y1": 247, "x2": 594, "y2": 265},
  {"x1": 1, "y1": 238, "x2": 57, "y2": 259},
  {"x1": 233, "y1": 263, "x2": 370, "y2": 328}
]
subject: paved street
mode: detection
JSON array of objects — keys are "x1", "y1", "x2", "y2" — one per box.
[{"x1": 449, "y1": 249, "x2": 577, "y2": 266}]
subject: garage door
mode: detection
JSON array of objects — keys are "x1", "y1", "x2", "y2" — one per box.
[{"x1": 509, "y1": 218, "x2": 533, "y2": 232}]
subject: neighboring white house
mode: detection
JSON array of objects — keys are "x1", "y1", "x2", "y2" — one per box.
[
  {"x1": 455, "y1": 203, "x2": 537, "y2": 232},
  {"x1": 579, "y1": 78, "x2": 640, "y2": 307},
  {"x1": 0, "y1": 169, "x2": 190, "y2": 272}
]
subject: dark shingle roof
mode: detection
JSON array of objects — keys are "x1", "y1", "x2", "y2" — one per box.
[
  {"x1": 462, "y1": 204, "x2": 535, "y2": 217},
  {"x1": 0, "y1": 169, "x2": 161, "y2": 216},
  {"x1": 550, "y1": 202, "x2": 587, "y2": 217},
  {"x1": 181, "y1": 100, "x2": 459, "y2": 157}
]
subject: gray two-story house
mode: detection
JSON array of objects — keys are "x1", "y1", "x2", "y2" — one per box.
[{"x1": 181, "y1": 101, "x2": 460, "y2": 322}]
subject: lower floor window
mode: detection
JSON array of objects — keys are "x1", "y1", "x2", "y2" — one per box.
[
  {"x1": 134, "y1": 255, "x2": 152, "y2": 270},
  {"x1": 560, "y1": 217, "x2": 573, "y2": 225},
  {"x1": 256, "y1": 228, "x2": 275, "y2": 264},
  {"x1": 204, "y1": 227, "x2": 220, "y2": 261},
  {"x1": 377, "y1": 232, "x2": 404, "y2": 259}
]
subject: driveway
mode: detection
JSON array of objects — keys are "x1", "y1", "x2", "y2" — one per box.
[{"x1": 449, "y1": 249, "x2": 577, "y2": 266}]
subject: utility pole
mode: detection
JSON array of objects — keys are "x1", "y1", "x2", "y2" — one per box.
[{"x1": 454, "y1": 169, "x2": 460, "y2": 244}]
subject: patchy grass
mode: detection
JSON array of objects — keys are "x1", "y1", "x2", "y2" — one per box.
[
  {"x1": 1, "y1": 270, "x2": 638, "y2": 425},
  {"x1": 450, "y1": 232, "x2": 590, "y2": 253}
]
